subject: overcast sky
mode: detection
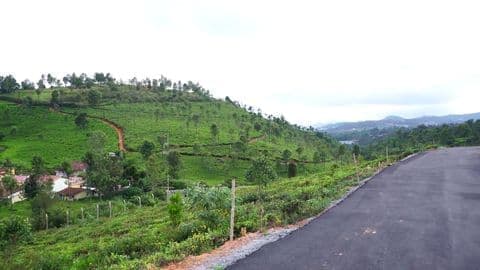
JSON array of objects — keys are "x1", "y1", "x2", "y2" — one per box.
[{"x1": 1, "y1": 0, "x2": 480, "y2": 125}]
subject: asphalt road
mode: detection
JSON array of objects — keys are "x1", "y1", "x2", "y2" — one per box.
[{"x1": 229, "y1": 147, "x2": 480, "y2": 270}]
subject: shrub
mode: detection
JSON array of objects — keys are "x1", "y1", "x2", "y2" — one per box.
[
  {"x1": 121, "y1": 186, "x2": 143, "y2": 199},
  {"x1": 168, "y1": 193, "x2": 183, "y2": 226},
  {"x1": 0, "y1": 216, "x2": 32, "y2": 250}
]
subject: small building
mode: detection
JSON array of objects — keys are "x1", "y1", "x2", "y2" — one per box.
[
  {"x1": 72, "y1": 161, "x2": 88, "y2": 173},
  {"x1": 7, "y1": 191, "x2": 25, "y2": 204},
  {"x1": 57, "y1": 187, "x2": 87, "y2": 201}
]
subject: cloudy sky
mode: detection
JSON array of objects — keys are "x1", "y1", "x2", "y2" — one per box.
[{"x1": 1, "y1": 0, "x2": 480, "y2": 125}]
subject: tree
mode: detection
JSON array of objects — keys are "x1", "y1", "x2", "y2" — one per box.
[
  {"x1": 0, "y1": 75, "x2": 19, "y2": 93},
  {"x1": 139, "y1": 140, "x2": 155, "y2": 159},
  {"x1": 61, "y1": 161, "x2": 72, "y2": 176},
  {"x1": 30, "y1": 189, "x2": 53, "y2": 230},
  {"x1": 20, "y1": 79, "x2": 35, "y2": 90},
  {"x1": 1, "y1": 176, "x2": 17, "y2": 205},
  {"x1": 166, "y1": 151, "x2": 181, "y2": 179},
  {"x1": 87, "y1": 89, "x2": 102, "y2": 106},
  {"x1": 210, "y1": 123, "x2": 219, "y2": 142},
  {"x1": 31, "y1": 156, "x2": 45, "y2": 176},
  {"x1": 282, "y1": 149, "x2": 292, "y2": 161},
  {"x1": 37, "y1": 79, "x2": 46, "y2": 90},
  {"x1": 46, "y1": 74, "x2": 56, "y2": 87},
  {"x1": 245, "y1": 157, "x2": 277, "y2": 187},
  {"x1": 51, "y1": 90, "x2": 59, "y2": 105},
  {"x1": 94, "y1": 72, "x2": 106, "y2": 84},
  {"x1": 24, "y1": 176, "x2": 39, "y2": 199},
  {"x1": 0, "y1": 216, "x2": 32, "y2": 249},
  {"x1": 75, "y1": 113, "x2": 88, "y2": 129},
  {"x1": 353, "y1": 144, "x2": 360, "y2": 157}
]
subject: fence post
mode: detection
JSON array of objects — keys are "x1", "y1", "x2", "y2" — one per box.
[
  {"x1": 45, "y1": 213, "x2": 49, "y2": 230},
  {"x1": 138, "y1": 196, "x2": 142, "y2": 208},
  {"x1": 96, "y1": 204, "x2": 99, "y2": 220},
  {"x1": 81, "y1": 207, "x2": 84, "y2": 221},
  {"x1": 230, "y1": 179, "x2": 236, "y2": 241},
  {"x1": 109, "y1": 201, "x2": 112, "y2": 218},
  {"x1": 353, "y1": 153, "x2": 360, "y2": 182},
  {"x1": 66, "y1": 210, "x2": 69, "y2": 226},
  {"x1": 123, "y1": 200, "x2": 127, "y2": 212}
]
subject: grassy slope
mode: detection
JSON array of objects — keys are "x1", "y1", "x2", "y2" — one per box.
[
  {"x1": 1, "y1": 158, "x2": 386, "y2": 270},
  {"x1": 0, "y1": 101, "x2": 117, "y2": 169}
]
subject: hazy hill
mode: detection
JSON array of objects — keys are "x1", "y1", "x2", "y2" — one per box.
[{"x1": 317, "y1": 112, "x2": 480, "y2": 134}]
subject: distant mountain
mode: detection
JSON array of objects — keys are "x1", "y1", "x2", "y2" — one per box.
[{"x1": 317, "y1": 112, "x2": 480, "y2": 134}]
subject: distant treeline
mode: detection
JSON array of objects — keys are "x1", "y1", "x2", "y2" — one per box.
[{"x1": 363, "y1": 120, "x2": 480, "y2": 159}]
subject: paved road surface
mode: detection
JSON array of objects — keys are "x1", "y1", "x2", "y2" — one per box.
[{"x1": 229, "y1": 147, "x2": 480, "y2": 270}]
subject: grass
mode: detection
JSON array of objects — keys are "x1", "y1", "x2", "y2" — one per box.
[{"x1": 0, "y1": 101, "x2": 117, "y2": 169}]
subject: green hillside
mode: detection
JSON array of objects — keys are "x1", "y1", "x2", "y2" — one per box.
[
  {"x1": 0, "y1": 80, "x2": 337, "y2": 184},
  {"x1": 0, "y1": 73, "x2": 373, "y2": 269},
  {"x1": 0, "y1": 101, "x2": 117, "y2": 169}
]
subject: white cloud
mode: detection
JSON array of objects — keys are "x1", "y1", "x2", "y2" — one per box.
[{"x1": 1, "y1": 0, "x2": 480, "y2": 125}]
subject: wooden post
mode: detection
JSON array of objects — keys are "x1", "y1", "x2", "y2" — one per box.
[
  {"x1": 66, "y1": 210, "x2": 69, "y2": 226},
  {"x1": 123, "y1": 200, "x2": 127, "y2": 212},
  {"x1": 138, "y1": 196, "x2": 142, "y2": 207},
  {"x1": 230, "y1": 179, "x2": 236, "y2": 241},
  {"x1": 353, "y1": 153, "x2": 359, "y2": 182},
  {"x1": 45, "y1": 213, "x2": 49, "y2": 230},
  {"x1": 109, "y1": 201, "x2": 112, "y2": 218},
  {"x1": 81, "y1": 208, "x2": 84, "y2": 221},
  {"x1": 96, "y1": 204, "x2": 99, "y2": 220}
]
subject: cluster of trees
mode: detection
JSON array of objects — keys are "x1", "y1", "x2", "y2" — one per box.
[
  {"x1": 364, "y1": 120, "x2": 480, "y2": 159},
  {"x1": 0, "y1": 73, "x2": 212, "y2": 97}
]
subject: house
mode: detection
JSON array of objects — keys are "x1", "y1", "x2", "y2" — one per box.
[
  {"x1": 52, "y1": 178, "x2": 69, "y2": 193},
  {"x1": 57, "y1": 187, "x2": 87, "y2": 201},
  {"x1": 14, "y1": 175, "x2": 29, "y2": 186},
  {"x1": 7, "y1": 191, "x2": 25, "y2": 204},
  {"x1": 68, "y1": 176, "x2": 85, "y2": 188},
  {"x1": 72, "y1": 161, "x2": 88, "y2": 173}
]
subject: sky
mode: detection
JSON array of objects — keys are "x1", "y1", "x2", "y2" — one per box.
[{"x1": 1, "y1": 0, "x2": 480, "y2": 126}]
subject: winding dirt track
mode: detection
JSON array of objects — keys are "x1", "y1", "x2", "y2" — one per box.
[{"x1": 51, "y1": 108, "x2": 126, "y2": 152}]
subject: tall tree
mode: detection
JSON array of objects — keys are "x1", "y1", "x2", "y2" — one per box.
[{"x1": 0, "y1": 75, "x2": 19, "y2": 93}]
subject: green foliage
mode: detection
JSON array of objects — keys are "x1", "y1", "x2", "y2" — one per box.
[
  {"x1": 246, "y1": 157, "x2": 277, "y2": 186},
  {"x1": 168, "y1": 193, "x2": 183, "y2": 226},
  {"x1": 139, "y1": 140, "x2": 155, "y2": 159},
  {"x1": 74, "y1": 112, "x2": 88, "y2": 129},
  {"x1": 166, "y1": 151, "x2": 181, "y2": 179},
  {"x1": 287, "y1": 162, "x2": 297, "y2": 178},
  {"x1": 87, "y1": 89, "x2": 102, "y2": 106},
  {"x1": 1, "y1": 175, "x2": 17, "y2": 197},
  {"x1": 0, "y1": 216, "x2": 32, "y2": 250}
]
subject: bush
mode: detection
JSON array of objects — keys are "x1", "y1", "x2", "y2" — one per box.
[
  {"x1": 121, "y1": 186, "x2": 143, "y2": 199},
  {"x1": 0, "y1": 216, "x2": 32, "y2": 250},
  {"x1": 171, "y1": 180, "x2": 188, "y2": 190},
  {"x1": 168, "y1": 193, "x2": 183, "y2": 226}
]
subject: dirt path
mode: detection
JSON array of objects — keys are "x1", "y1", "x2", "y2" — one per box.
[{"x1": 50, "y1": 108, "x2": 126, "y2": 152}]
